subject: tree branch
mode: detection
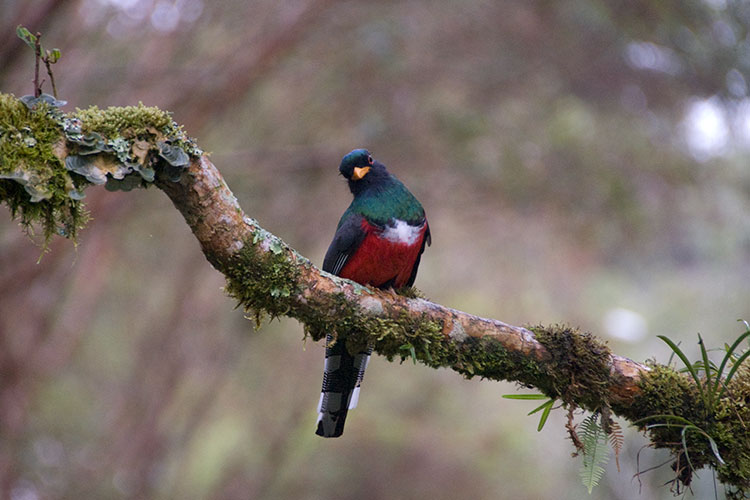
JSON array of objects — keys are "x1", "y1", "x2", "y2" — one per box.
[
  {"x1": 1, "y1": 94, "x2": 748, "y2": 493},
  {"x1": 156, "y1": 154, "x2": 648, "y2": 409}
]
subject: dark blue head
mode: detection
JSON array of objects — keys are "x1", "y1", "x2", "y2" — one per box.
[
  {"x1": 338, "y1": 148, "x2": 392, "y2": 195},
  {"x1": 339, "y1": 149, "x2": 374, "y2": 181}
]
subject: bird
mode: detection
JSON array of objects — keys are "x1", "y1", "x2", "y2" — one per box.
[{"x1": 316, "y1": 148, "x2": 431, "y2": 438}]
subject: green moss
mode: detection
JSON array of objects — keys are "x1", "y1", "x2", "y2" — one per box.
[
  {"x1": 75, "y1": 103, "x2": 173, "y2": 138},
  {"x1": 530, "y1": 324, "x2": 612, "y2": 410},
  {"x1": 0, "y1": 93, "x2": 86, "y2": 240},
  {"x1": 296, "y1": 289, "x2": 453, "y2": 365},
  {"x1": 626, "y1": 364, "x2": 706, "y2": 459},
  {"x1": 372, "y1": 312, "x2": 451, "y2": 366},
  {"x1": 74, "y1": 103, "x2": 202, "y2": 156},
  {"x1": 625, "y1": 363, "x2": 701, "y2": 422},
  {"x1": 714, "y1": 365, "x2": 750, "y2": 492},
  {"x1": 622, "y1": 362, "x2": 750, "y2": 493},
  {"x1": 0, "y1": 92, "x2": 201, "y2": 243},
  {"x1": 394, "y1": 286, "x2": 426, "y2": 299},
  {"x1": 223, "y1": 236, "x2": 303, "y2": 319},
  {"x1": 453, "y1": 335, "x2": 549, "y2": 389},
  {"x1": 295, "y1": 289, "x2": 550, "y2": 387}
]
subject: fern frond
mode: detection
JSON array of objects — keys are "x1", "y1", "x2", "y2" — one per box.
[
  {"x1": 579, "y1": 414, "x2": 610, "y2": 494},
  {"x1": 608, "y1": 420, "x2": 624, "y2": 472}
]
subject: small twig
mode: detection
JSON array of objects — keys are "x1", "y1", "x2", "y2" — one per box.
[
  {"x1": 33, "y1": 32, "x2": 42, "y2": 97},
  {"x1": 44, "y1": 54, "x2": 57, "y2": 98}
]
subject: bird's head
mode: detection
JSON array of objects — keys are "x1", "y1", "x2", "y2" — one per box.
[
  {"x1": 339, "y1": 149, "x2": 392, "y2": 195},
  {"x1": 339, "y1": 148, "x2": 374, "y2": 181}
]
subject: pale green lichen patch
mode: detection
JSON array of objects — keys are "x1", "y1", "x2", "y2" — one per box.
[{"x1": 67, "y1": 103, "x2": 197, "y2": 193}]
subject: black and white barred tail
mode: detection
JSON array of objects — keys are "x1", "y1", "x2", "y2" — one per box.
[{"x1": 315, "y1": 333, "x2": 372, "y2": 438}]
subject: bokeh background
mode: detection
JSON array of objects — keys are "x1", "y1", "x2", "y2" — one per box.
[{"x1": 1, "y1": 0, "x2": 750, "y2": 498}]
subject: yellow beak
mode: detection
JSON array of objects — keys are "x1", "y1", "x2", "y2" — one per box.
[{"x1": 352, "y1": 166, "x2": 371, "y2": 181}]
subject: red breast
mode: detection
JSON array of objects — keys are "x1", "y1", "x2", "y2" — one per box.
[{"x1": 339, "y1": 219, "x2": 428, "y2": 288}]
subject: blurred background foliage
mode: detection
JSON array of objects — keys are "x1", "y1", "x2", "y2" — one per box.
[{"x1": 1, "y1": 0, "x2": 749, "y2": 498}]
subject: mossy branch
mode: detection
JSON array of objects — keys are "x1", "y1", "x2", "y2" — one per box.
[{"x1": 1, "y1": 93, "x2": 748, "y2": 494}]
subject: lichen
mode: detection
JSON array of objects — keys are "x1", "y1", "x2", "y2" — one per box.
[{"x1": 0, "y1": 92, "x2": 201, "y2": 244}]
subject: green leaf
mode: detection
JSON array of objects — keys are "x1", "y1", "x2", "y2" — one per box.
[
  {"x1": 16, "y1": 26, "x2": 36, "y2": 49},
  {"x1": 642, "y1": 419, "x2": 726, "y2": 471},
  {"x1": 527, "y1": 399, "x2": 552, "y2": 415},
  {"x1": 502, "y1": 394, "x2": 549, "y2": 400},
  {"x1": 658, "y1": 335, "x2": 706, "y2": 406},
  {"x1": 704, "y1": 433, "x2": 725, "y2": 466},
  {"x1": 679, "y1": 426, "x2": 697, "y2": 475},
  {"x1": 678, "y1": 425, "x2": 725, "y2": 473},
  {"x1": 698, "y1": 334, "x2": 713, "y2": 407},
  {"x1": 718, "y1": 349, "x2": 750, "y2": 401},
  {"x1": 502, "y1": 394, "x2": 555, "y2": 431},
  {"x1": 713, "y1": 328, "x2": 750, "y2": 399},
  {"x1": 399, "y1": 343, "x2": 417, "y2": 364},
  {"x1": 536, "y1": 401, "x2": 553, "y2": 432},
  {"x1": 269, "y1": 287, "x2": 290, "y2": 298},
  {"x1": 47, "y1": 48, "x2": 61, "y2": 63},
  {"x1": 634, "y1": 414, "x2": 695, "y2": 427}
]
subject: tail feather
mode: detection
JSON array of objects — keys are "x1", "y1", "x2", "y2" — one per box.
[{"x1": 315, "y1": 333, "x2": 372, "y2": 437}]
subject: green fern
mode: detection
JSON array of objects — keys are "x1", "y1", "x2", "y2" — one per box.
[{"x1": 579, "y1": 413, "x2": 610, "y2": 494}]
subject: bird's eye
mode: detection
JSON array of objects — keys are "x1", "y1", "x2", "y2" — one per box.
[{"x1": 367, "y1": 155, "x2": 373, "y2": 164}]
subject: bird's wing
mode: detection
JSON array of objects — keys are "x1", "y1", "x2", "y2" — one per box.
[
  {"x1": 322, "y1": 212, "x2": 368, "y2": 276},
  {"x1": 406, "y1": 219, "x2": 431, "y2": 287}
]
